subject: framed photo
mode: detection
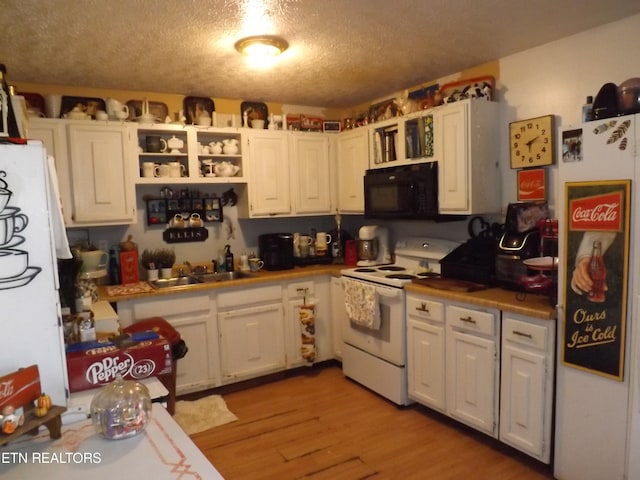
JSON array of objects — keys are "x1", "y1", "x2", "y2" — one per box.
[
  {"x1": 561, "y1": 179, "x2": 631, "y2": 381},
  {"x1": 323, "y1": 120, "x2": 341, "y2": 133},
  {"x1": 517, "y1": 168, "x2": 546, "y2": 201}
]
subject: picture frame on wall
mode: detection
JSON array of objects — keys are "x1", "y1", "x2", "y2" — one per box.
[
  {"x1": 517, "y1": 168, "x2": 546, "y2": 201},
  {"x1": 561, "y1": 179, "x2": 631, "y2": 381}
]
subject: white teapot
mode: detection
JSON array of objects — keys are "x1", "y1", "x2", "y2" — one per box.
[
  {"x1": 222, "y1": 138, "x2": 239, "y2": 155},
  {"x1": 209, "y1": 141, "x2": 223, "y2": 154},
  {"x1": 105, "y1": 98, "x2": 129, "y2": 120},
  {"x1": 167, "y1": 135, "x2": 184, "y2": 153},
  {"x1": 214, "y1": 161, "x2": 240, "y2": 177}
]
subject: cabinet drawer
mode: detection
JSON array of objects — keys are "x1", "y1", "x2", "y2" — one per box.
[
  {"x1": 447, "y1": 305, "x2": 496, "y2": 336},
  {"x1": 217, "y1": 284, "x2": 282, "y2": 308},
  {"x1": 503, "y1": 317, "x2": 548, "y2": 350},
  {"x1": 286, "y1": 281, "x2": 314, "y2": 298},
  {"x1": 406, "y1": 296, "x2": 444, "y2": 323}
]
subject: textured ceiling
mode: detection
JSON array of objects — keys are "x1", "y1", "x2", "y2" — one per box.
[{"x1": 1, "y1": 0, "x2": 639, "y2": 108}]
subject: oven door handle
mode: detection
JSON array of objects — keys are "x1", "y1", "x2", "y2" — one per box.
[{"x1": 375, "y1": 286, "x2": 403, "y2": 299}]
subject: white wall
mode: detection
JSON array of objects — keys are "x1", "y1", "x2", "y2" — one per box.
[{"x1": 491, "y1": 14, "x2": 640, "y2": 480}]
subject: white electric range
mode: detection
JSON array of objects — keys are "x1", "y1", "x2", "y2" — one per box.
[
  {"x1": 341, "y1": 237, "x2": 460, "y2": 287},
  {"x1": 340, "y1": 237, "x2": 459, "y2": 405}
]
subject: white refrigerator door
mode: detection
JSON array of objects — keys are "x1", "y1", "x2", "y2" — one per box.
[
  {"x1": 0, "y1": 142, "x2": 68, "y2": 405},
  {"x1": 554, "y1": 115, "x2": 636, "y2": 480}
]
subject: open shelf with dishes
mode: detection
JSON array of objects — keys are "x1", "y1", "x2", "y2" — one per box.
[{"x1": 134, "y1": 124, "x2": 246, "y2": 185}]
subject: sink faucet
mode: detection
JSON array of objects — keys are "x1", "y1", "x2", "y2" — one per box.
[{"x1": 179, "y1": 261, "x2": 192, "y2": 277}]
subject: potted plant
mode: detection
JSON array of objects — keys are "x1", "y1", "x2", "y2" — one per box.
[
  {"x1": 140, "y1": 249, "x2": 160, "y2": 281},
  {"x1": 156, "y1": 248, "x2": 176, "y2": 278}
]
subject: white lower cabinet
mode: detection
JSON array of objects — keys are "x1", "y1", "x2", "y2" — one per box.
[
  {"x1": 406, "y1": 292, "x2": 555, "y2": 463},
  {"x1": 446, "y1": 304, "x2": 499, "y2": 438},
  {"x1": 116, "y1": 292, "x2": 219, "y2": 395},
  {"x1": 406, "y1": 294, "x2": 446, "y2": 412},
  {"x1": 500, "y1": 313, "x2": 555, "y2": 463},
  {"x1": 217, "y1": 285, "x2": 286, "y2": 383}
]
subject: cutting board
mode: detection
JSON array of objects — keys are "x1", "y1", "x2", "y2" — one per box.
[{"x1": 412, "y1": 277, "x2": 488, "y2": 292}]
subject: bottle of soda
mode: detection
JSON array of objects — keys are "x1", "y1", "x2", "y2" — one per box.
[{"x1": 588, "y1": 240, "x2": 606, "y2": 302}]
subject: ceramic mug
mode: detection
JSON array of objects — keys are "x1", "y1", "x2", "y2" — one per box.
[
  {"x1": 146, "y1": 135, "x2": 168, "y2": 153},
  {"x1": 188, "y1": 213, "x2": 203, "y2": 228},
  {"x1": 142, "y1": 162, "x2": 159, "y2": 178},
  {"x1": 315, "y1": 232, "x2": 332, "y2": 248},
  {"x1": 249, "y1": 258, "x2": 264, "y2": 272},
  {"x1": 0, "y1": 207, "x2": 28, "y2": 246},
  {"x1": 169, "y1": 214, "x2": 185, "y2": 228},
  {"x1": 168, "y1": 162, "x2": 186, "y2": 178},
  {"x1": 239, "y1": 254, "x2": 250, "y2": 271},
  {"x1": 157, "y1": 164, "x2": 170, "y2": 177},
  {"x1": 298, "y1": 235, "x2": 313, "y2": 257}
]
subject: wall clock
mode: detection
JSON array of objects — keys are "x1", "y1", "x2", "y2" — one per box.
[{"x1": 509, "y1": 114, "x2": 555, "y2": 169}]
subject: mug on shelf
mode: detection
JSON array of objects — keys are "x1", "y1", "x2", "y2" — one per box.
[
  {"x1": 141, "y1": 162, "x2": 159, "y2": 178},
  {"x1": 169, "y1": 214, "x2": 185, "y2": 228},
  {"x1": 188, "y1": 213, "x2": 203, "y2": 228},
  {"x1": 157, "y1": 164, "x2": 170, "y2": 177},
  {"x1": 168, "y1": 162, "x2": 186, "y2": 178},
  {"x1": 146, "y1": 135, "x2": 167, "y2": 153}
]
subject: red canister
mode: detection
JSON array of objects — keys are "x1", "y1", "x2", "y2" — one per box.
[{"x1": 344, "y1": 240, "x2": 358, "y2": 266}]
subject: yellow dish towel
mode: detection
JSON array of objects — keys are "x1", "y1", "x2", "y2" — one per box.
[{"x1": 342, "y1": 277, "x2": 381, "y2": 330}]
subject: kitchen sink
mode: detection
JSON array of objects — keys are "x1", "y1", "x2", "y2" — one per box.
[
  {"x1": 149, "y1": 271, "x2": 257, "y2": 289},
  {"x1": 192, "y1": 271, "x2": 257, "y2": 283},
  {"x1": 149, "y1": 276, "x2": 203, "y2": 289}
]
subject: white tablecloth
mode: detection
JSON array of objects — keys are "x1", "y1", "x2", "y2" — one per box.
[{"x1": 0, "y1": 404, "x2": 224, "y2": 479}]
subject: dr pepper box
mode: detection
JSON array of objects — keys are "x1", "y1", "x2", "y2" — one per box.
[{"x1": 66, "y1": 332, "x2": 172, "y2": 393}]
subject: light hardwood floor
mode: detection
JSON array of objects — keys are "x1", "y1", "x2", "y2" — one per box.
[{"x1": 186, "y1": 364, "x2": 555, "y2": 479}]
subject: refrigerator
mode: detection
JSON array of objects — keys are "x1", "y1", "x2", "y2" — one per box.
[
  {"x1": 0, "y1": 142, "x2": 70, "y2": 406},
  {"x1": 555, "y1": 113, "x2": 639, "y2": 479}
]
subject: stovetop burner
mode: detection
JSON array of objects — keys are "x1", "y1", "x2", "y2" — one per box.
[
  {"x1": 378, "y1": 266, "x2": 406, "y2": 271},
  {"x1": 417, "y1": 272, "x2": 440, "y2": 278},
  {"x1": 354, "y1": 268, "x2": 377, "y2": 272},
  {"x1": 386, "y1": 273, "x2": 417, "y2": 280}
]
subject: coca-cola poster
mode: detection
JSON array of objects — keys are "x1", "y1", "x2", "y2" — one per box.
[{"x1": 562, "y1": 180, "x2": 630, "y2": 380}]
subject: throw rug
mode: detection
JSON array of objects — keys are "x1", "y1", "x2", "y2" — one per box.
[{"x1": 173, "y1": 395, "x2": 238, "y2": 435}]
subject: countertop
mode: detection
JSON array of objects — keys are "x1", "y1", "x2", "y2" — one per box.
[
  {"x1": 0, "y1": 403, "x2": 224, "y2": 479},
  {"x1": 99, "y1": 264, "x2": 344, "y2": 302},
  {"x1": 99, "y1": 264, "x2": 556, "y2": 320},
  {"x1": 404, "y1": 283, "x2": 557, "y2": 320}
]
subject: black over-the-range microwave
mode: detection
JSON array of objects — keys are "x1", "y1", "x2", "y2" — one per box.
[{"x1": 364, "y1": 162, "x2": 439, "y2": 219}]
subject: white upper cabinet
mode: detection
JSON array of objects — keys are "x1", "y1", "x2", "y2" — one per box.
[
  {"x1": 336, "y1": 128, "x2": 369, "y2": 213},
  {"x1": 28, "y1": 119, "x2": 137, "y2": 226},
  {"x1": 435, "y1": 99, "x2": 500, "y2": 215},
  {"x1": 239, "y1": 129, "x2": 291, "y2": 217},
  {"x1": 289, "y1": 133, "x2": 333, "y2": 215}
]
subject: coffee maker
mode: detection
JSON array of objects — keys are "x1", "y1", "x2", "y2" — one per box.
[
  {"x1": 495, "y1": 201, "x2": 549, "y2": 288},
  {"x1": 258, "y1": 233, "x2": 294, "y2": 271},
  {"x1": 356, "y1": 225, "x2": 391, "y2": 266}
]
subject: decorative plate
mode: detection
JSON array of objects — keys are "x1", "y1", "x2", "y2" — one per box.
[
  {"x1": 240, "y1": 101, "x2": 268, "y2": 128},
  {"x1": 60, "y1": 96, "x2": 106, "y2": 119},
  {"x1": 126, "y1": 100, "x2": 169, "y2": 122},
  {"x1": 183, "y1": 97, "x2": 215, "y2": 125}
]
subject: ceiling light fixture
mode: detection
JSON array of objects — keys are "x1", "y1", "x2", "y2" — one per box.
[{"x1": 234, "y1": 35, "x2": 289, "y2": 59}]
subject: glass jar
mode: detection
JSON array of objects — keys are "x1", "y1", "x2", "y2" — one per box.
[{"x1": 90, "y1": 376, "x2": 152, "y2": 440}]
